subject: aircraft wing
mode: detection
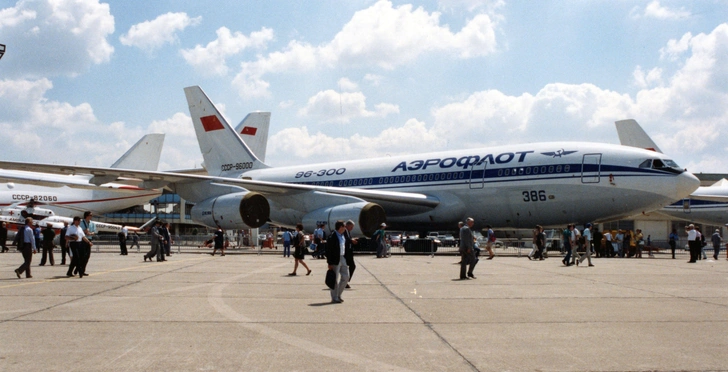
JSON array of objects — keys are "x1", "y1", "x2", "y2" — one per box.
[
  {"x1": 0, "y1": 161, "x2": 440, "y2": 208},
  {"x1": 0, "y1": 170, "x2": 155, "y2": 191}
]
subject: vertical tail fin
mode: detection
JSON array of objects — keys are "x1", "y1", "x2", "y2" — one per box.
[
  {"x1": 235, "y1": 112, "x2": 271, "y2": 162},
  {"x1": 615, "y1": 119, "x2": 663, "y2": 153},
  {"x1": 184, "y1": 86, "x2": 269, "y2": 177},
  {"x1": 110, "y1": 133, "x2": 165, "y2": 170}
]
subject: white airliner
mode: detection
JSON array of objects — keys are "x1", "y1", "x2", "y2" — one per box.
[
  {"x1": 616, "y1": 119, "x2": 728, "y2": 225},
  {"x1": 0, "y1": 134, "x2": 165, "y2": 216},
  {"x1": 0, "y1": 201, "x2": 152, "y2": 233},
  {"x1": 0, "y1": 87, "x2": 700, "y2": 236}
]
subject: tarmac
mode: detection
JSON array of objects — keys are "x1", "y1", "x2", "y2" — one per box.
[{"x1": 1, "y1": 250, "x2": 727, "y2": 372}]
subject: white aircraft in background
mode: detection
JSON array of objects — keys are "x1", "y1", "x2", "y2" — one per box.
[
  {"x1": 0, "y1": 133, "x2": 165, "y2": 216},
  {"x1": 0, "y1": 86, "x2": 700, "y2": 236},
  {"x1": 616, "y1": 119, "x2": 728, "y2": 225},
  {"x1": 0, "y1": 200, "x2": 152, "y2": 233}
]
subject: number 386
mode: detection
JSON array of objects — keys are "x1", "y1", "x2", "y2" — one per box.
[{"x1": 522, "y1": 190, "x2": 547, "y2": 202}]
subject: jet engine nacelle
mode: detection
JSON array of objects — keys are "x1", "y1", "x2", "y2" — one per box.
[
  {"x1": 302, "y1": 202, "x2": 385, "y2": 237},
  {"x1": 190, "y1": 192, "x2": 269, "y2": 229}
]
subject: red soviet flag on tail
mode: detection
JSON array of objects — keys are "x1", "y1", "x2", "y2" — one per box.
[
  {"x1": 240, "y1": 126, "x2": 257, "y2": 136},
  {"x1": 201, "y1": 115, "x2": 224, "y2": 132}
]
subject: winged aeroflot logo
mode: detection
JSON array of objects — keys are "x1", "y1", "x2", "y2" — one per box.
[{"x1": 540, "y1": 149, "x2": 578, "y2": 158}]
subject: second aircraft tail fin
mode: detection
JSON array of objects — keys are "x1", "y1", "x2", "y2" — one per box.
[
  {"x1": 235, "y1": 112, "x2": 271, "y2": 162},
  {"x1": 110, "y1": 133, "x2": 165, "y2": 170},
  {"x1": 184, "y1": 86, "x2": 269, "y2": 177},
  {"x1": 615, "y1": 119, "x2": 663, "y2": 153}
]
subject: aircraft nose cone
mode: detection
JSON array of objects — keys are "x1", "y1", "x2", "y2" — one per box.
[{"x1": 673, "y1": 171, "x2": 700, "y2": 200}]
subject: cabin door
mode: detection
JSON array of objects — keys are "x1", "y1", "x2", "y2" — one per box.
[
  {"x1": 469, "y1": 161, "x2": 486, "y2": 189},
  {"x1": 581, "y1": 153, "x2": 602, "y2": 183}
]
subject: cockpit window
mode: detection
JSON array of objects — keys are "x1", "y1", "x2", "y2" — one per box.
[
  {"x1": 649, "y1": 158, "x2": 683, "y2": 174},
  {"x1": 663, "y1": 159, "x2": 679, "y2": 168},
  {"x1": 638, "y1": 160, "x2": 652, "y2": 168}
]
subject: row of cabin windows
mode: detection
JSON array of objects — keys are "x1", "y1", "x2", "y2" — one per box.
[
  {"x1": 300, "y1": 166, "x2": 572, "y2": 187},
  {"x1": 498, "y1": 164, "x2": 571, "y2": 177}
]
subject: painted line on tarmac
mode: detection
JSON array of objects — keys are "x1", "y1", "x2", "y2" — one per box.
[
  {"x1": 206, "y1": 261, "x2": 417, "y2": 372},
  {"x1": 0, "y1": 256, "x2": 209, "y2": 290}
]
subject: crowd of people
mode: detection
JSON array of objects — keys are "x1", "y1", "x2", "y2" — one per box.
[{"x1": 6, "y1": 212, "x2": 727, "y2": 307}]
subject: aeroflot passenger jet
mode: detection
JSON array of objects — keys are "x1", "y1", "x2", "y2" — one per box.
[
  {"x1": 0, "y1": 87, "x2": 700, "y2": 236},
  {"x1": 0, "y1": 134, "x2": 165, "y2": 216}
]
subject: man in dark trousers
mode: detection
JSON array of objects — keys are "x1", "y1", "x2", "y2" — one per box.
[
  {"x1": 0, "y1": 221, "x2": 8, "y2": 252},
  {"x1": 79, "y1": 211, "x2": 96, "y2": 274},
  {"x1": 66, "y1": 216, "x2": 93, "y2": 277},
  {"x1": 325, "y1": 220, "x2": 351, "y2": 303},
  {"x1": 458, "y1": 217, "x2": 477, "y2": 279},
  {"x1": 118, "y1": 225, "x2": 128, "y2": 256},
  {"x1": 14, "y1": 217, "x2": 37, "y2": 279},
  {"x1": 211, "y1": 226, "x2": 225, "y2": 256},
  {"x1": 59, "y1": 221, "x2": 68, "y2": 264},
  {"x1": 344, "y1": 220, "x2": 358, "y2": 289},
  {"x1": 162, "y1": 223, "x2": 172, "y2": 256},
  {"x1": 39, "y1": 224, "x2": 55, "y2": 266}
]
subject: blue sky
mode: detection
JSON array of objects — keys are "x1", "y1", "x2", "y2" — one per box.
[{"x1": 1, "y1": 0, "x2": 727, "y2": 174}]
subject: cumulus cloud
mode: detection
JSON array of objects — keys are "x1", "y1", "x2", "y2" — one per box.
[
  {"x1": 438, "y1": 0, "x2": 505, "y2": 13},
  {"x1": 267, "y1": 23, "x2": 728, "y2": 173},
  {"x1": 232, "y1": 0, "x2": 499, "y2": 97},
  {"x1": 298, "y1": 89, "x2": 399, "y2": 123},
  {"x1": 337, "y1": 78, "x2": 359, "y2": 92},
  {"x1": 0, "y1": 78, "x2": 202, "y2": 170},
  {"x1": 643, "y1": 0, "x2": 691, "y2": 20},
  {"x1": 633, "y1": 66, "x2": 664, "y2": 88},
  {"x1": 120, "y1": 12, "x2": 201, "y2": 52},
  {"x1": 180, "y1": 26, "x2": 274, "y2": 76},
  {"x1": 0, "y1": 0, "x2": 115, "y2": 78},
  {"x1": 267, "y1": 118, "x2": 441, "y2": 163}
]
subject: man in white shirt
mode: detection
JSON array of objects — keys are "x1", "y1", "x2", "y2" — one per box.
[
  {"x1": 569, "y1": 225, "x2": 580, "y2": 266},
  {"x1": 604, "y1": 230, "x2": 614, "y2": 257},
  {"x1": 14, "y1": 217, "x2": 37, "y2": 279},
  {"x1": 66, "y1": 216, "x2": 93, "y2": 277},
  {"x1": 578, "y1": 223, "x2": 594, "y2": 267},
  {"x1": 686, "y1": 224, "x2": 699, "y2": 263},
  {"x1": 119, "y1": 225, "x2": 128, "y2": 255}
]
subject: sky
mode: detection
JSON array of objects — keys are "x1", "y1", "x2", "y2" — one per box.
[{"x1": 1, "y1": 0, "x2": 727, "y2": 175}]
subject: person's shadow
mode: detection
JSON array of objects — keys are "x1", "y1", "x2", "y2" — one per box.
[{"x1": 308, "y1": 301, "x2": 338, "y2": 307}]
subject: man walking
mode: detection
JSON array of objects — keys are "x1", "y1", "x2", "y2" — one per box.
[
  {"x1": 458, "y1": 218, "x2": 478, "y2": 279},
  {"x1": 79, "y1": 211, "x2": 96, "y2": 275},
  {"x1": 144, "y1": 220, "x2": 164, "y2": 262},
  {"x1": 711, "y1": 229, "x2": 722, "y2": 260},
  {"x1": 118, "y1": 225, "x2": 128, "y2": 255},
  {"x1": 325, "y1": 221, "x2": 351, "y2": 303},
  {"x1": 14, "y1": 217, "x2": 37, "y2": 279},
  {"x1": 484, "y1": 224, "x2": 496, "y2": 259},
  {"x1": 0, "y1": 221, "x2": 8, "y2": 252},
  {"x1": 686, "y1": 224, "x2": 699, "y2": 263},
  {"x1": 162, "y1": 223, "x2": 172, "y2": 256},
  {"x1": 59, "y1": 222, "x2": 68, "y2": 264},
  {"x1": 39, "y1": 223, "x2": 55, "y2": 266},
  {"x1": 211, "y1": 226, "x2": 225, "y2": 256},
  {"x1": 577, "y1": 223, "x2": 594, "y2": 267},
  {"x1": 66, "y1": 216, "x2": 93, "y2": 277},
  {"x1": 344, "y1": 220, "x2": 358, "y2": 289}
]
